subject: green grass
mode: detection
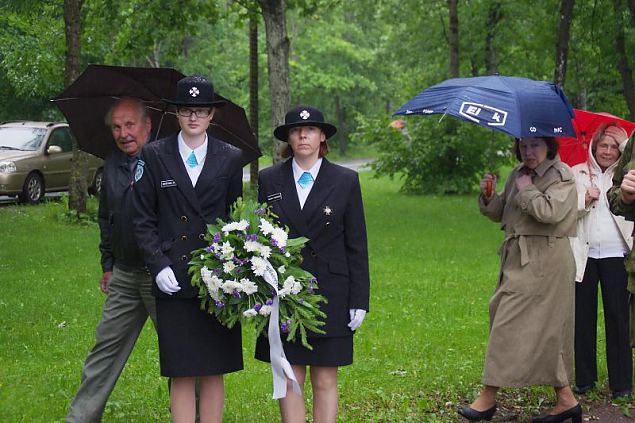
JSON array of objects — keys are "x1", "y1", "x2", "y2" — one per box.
[{"x1": 0, "y1": 173, "x2": 615, "y2": 422}]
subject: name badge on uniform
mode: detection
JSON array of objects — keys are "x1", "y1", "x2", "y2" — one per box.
[
  {"x1": 267, "y1": 192, "x2": 283, "y2": 202},
  {"x1": 160, "y1": 179, "x2": 177, "y2": 188}
]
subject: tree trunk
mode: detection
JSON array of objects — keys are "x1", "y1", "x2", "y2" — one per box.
[
  {"x1": 258, "y1": 0, "x2": 290, "y2": 164},
  {"x1": 64, "y1": 0, "x2": 88, "y2": 214},
  {"x1": 613, "y1": 0, "x2": 635, "y2": 120},
  {"x1": 554, "y1": 0, "x2": 575, "y2": 87},
  {"x1": 448, "y1": 0, "x2": 459, "y2": 78},
  {"x1": 485, "y1": 1, "x2": 502, "y2": 75},
  {"x1": 249, "y1": 13, "x2": 259, "y2": 188},
  {"x1": 334, "y1": 95, "x2": 347, "y2": 156}
]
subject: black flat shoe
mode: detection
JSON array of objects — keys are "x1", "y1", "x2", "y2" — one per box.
[
  {"x1": 531, "y1": 404, "x2": 582, "y2": 423},
  {"x1": 458, "y1": 404, "x2": 497, "y2": 421},
  {"x1": 572, "y1": 384, "x2": 594, "y2": 395}
]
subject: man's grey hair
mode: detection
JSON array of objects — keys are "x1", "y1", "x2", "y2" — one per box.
[{"x1": 104, "y1": 97, "x2": 149, "y2": 127}]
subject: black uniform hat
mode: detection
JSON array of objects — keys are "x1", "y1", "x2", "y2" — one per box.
[
  {"x1": 163, "y1": 75, "x2": 225, "y2": 107},
  {"x1": 273, "y1": 106, "x2": 337, "y2": 142}
]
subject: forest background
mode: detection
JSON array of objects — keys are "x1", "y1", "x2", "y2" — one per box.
[{"x1": 1, "y1": 0, "x2": 634, "y2": 196}]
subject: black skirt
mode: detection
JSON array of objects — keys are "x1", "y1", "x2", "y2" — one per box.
[
  {"x1": 156, "y1": 298, "x2": 243, "y2": 377},
  {"x1": 255, "y1": 335, "x2": 353, "y2": 367}
]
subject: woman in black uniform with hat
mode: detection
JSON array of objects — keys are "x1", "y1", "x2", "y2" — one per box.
[
  {"x1": 255, "y1": 105, "x2": 370, "y2": 422},
  {"x1": 134, "y1": 75, "x2": 244, "y2": 423}
]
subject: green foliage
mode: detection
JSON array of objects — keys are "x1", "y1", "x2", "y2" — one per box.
[
  {"x1": 52, "y1": 194, "x2": 99, "y2": 225},
  {"x1": 352, "y1": 113, "x2": 512, "y2": 194},
  {"x1": 0, "y1": 173, "x2": 622, "y2": 421}
]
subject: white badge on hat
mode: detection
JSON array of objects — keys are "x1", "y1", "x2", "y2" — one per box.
[
  {"x1": 189, "y1": 87, "x2": 199, "y2": 97},
  {"x1": 300, "y1": 110, "x2": 310, "y2": 120}
]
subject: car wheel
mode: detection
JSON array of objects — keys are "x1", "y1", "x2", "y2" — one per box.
[
  {"x1": 19, "y1": 173, "x2": 44, "y2": 204},
  {"x1": 90, "y1": 168, "x2": 103, "y2": 196}
]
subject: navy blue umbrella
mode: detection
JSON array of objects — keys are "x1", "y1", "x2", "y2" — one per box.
[{"x1": 394, "y1": 75, "x2": 576, "y2": 138}]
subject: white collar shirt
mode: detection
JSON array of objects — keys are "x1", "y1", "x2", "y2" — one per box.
[
  {"x1": 178, "y1": 131, "x2": 208, "y2": 186},
  {"x1": 292, "y1": 157, "x2": 322, "y2": 210}
]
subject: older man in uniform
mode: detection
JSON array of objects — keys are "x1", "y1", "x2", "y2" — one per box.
[{"x1": 66, "y1": 97, "x2": 156, "y2": 422}]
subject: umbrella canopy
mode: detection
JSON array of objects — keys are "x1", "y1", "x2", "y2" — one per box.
[
  {"x1": 557, "y1": 109, "x2": 635, "y2": 166},
  {"x1": 394, "y1": 75, "x2": 576, "y2": 138},
  {"x1": 52, "y1": 64, "x2": 261, "y2": 164}
]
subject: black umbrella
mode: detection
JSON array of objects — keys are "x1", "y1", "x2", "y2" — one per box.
[{"x1": 52, "y1": 64, "x2": 261, "y2": 165}]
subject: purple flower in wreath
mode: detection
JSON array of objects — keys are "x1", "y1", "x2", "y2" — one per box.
[
  {"x1": 213, "y1": 268, "x2": 221, "y2": 275},
  {"x1": 233, "y1": 291, "x2": 241, "y2": 299},
  {"x1": 280, "y1": 247, "x2": 286, "y2": 254},
  {"x1": 298, "y1": 298, "x2": 304, "y2": 305},
  {"x1": 271, "y1": 238, "x2": 278, "y2": 247},
  {"x1": 215, "y1": 300, "x2": 225, "y2": 308},
  {"x1": 235, "y1": 267, "x2": 243, "y2": 274},
  {"x1": 255, "y1": 208, "x2": 267, "y2": 215},
  {"x1": 246, "y1": 234, "x2": 258, "y2": 242},
  {"x1": 205, "y1": 245, "x2": 214, "y2": 252},
  {"x1": 254, "y1": 303, "x2": 262, "y2": 312},
  {"x1": 281, "y1": 322, "x2": 289, "y2": 333},
  {"x1": 213, "y1": 232, "x2": 221, "y2": 243},
  {"x1": 266, "y1": 298, "x2": 273, "y2": 306}
]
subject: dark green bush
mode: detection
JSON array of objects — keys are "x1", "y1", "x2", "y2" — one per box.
[{"x1": 351, "y1": 113, "x2": 514, "y2": 194}]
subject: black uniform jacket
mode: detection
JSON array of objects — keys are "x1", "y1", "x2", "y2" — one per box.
[
  {"x1": 98, "y1": 148, "x2": 145, "y2": 272},
  {"x1": 258, "y1": 158, "x2": 370, "y2": 337},
  {"x1": 133, "y1": 134, "x2": 243, "y2": 298}
]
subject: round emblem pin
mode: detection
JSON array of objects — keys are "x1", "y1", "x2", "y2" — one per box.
[
  {"x1": 189, "y1": 87, "x2": 200, "y2": 97},
  {"x1": 300, "y1": 110, "x2": 310, "y2": 120}
]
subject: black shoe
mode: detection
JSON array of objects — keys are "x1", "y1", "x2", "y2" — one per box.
[
  {"x1": 458, "y1": 404, "x2": 497, "y2": 421},
  {"x1": 612, "y1": 390, "x2": 632, "y2": 400},
  {"x1": 572, "y1": 384, "x2": 594, "y2": 395},
  {"x1": 531, "y1": 404, "x2": 582, "y2": 423}
]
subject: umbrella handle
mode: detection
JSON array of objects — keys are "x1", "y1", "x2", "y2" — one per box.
[{"x1": 156, "y1": 110, "x2": 167, "y2": 141}]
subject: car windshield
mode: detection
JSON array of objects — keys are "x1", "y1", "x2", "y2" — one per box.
[{"x1": 0, "y1": 127, "x2": 47, "y2": 151}]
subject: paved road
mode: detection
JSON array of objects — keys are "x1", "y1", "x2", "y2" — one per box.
[
  {"x1": 242, "y1": 158, "x2": 372, "y2": 181},
  {"x1": 0, "y1": 159, "x2": 374, "y2": 205}
]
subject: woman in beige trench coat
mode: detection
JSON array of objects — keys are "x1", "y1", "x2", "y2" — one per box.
[{"x1": 459, "y1": 137, "x2": 581, "y2": 423}]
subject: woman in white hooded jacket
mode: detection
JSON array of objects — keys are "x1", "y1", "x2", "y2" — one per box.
[{"x1": 570, "y1": 124, "x2": 633, "y2": 399}]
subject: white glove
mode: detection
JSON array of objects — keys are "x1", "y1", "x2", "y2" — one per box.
[
  {"x1": 348, "y1": 309, "x2": 367, "y2": 331},
  {"x1": 156, "y1": 267, "x2": 181, "y2": 295}
]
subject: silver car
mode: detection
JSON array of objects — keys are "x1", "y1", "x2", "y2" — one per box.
[{"x1": 0, "y1": 121, "x2": 103, "y2": 203}]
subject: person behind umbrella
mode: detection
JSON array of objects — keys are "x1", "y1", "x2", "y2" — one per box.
[
  {"x1": 607, "y1": 129, "x2": 635, "y2": 345},
  {"x1": 570, "y1": 124, "x2": 632, "y2": 399},
  {"x1": 255, "y1": 106, "x2": 370, "y2": 423},
  {"x1": 133, "y1": 75, "x2": 243, "y2": 423},
  {"x1": 66, "y1": 97, "x2": 157, "y2": 422},
  {"x1": 460, "y1": 137, "x2": 580, "y2": 422}
]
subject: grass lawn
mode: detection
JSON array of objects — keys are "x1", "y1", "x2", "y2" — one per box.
[{"x1": 0, "y1": 172, "x2": 616, "y2": 422}]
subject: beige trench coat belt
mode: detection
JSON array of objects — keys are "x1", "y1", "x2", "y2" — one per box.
[{"x1": 501, "y1": 233, "x2": 558, "y2": 267}]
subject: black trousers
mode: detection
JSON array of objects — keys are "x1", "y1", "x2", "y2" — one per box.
[{"x1": 574, "y1": 257, "x2": 632, "y2": 392}]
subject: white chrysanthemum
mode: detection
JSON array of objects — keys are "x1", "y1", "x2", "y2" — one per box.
[
  {"x1": 221, "y1": 241, "x2": 234, "y2": 257},
  {"x1": 243, "y1": 309, "x2": 258, "y2": 317},
  {"x1": 200, "y1": 254, "x2": 205, "y2": 260},
  {"x1": 291, "y1": 281, "x2": 302, "y2": 295},
  {"x1": 258, "y1": 245, "x2": 272, "y2": 259},
  {"x1": 245, "y1": 240, "x2": 261, "y2": 252},
  {"x1": 222, "y1": 261, "x2": 236, "y2": 274},
  {"x1": 221, "y1": 279, "x2": 242, "y2": 294},
  {"x1": 251, "y1": 256, "x2": 267, "y2": 276},
  {"x1": 271, "y1": 227, "x2": 288, "y2": 248},
  {"x1": 283, "y1": 276, "x2": 296, "y2": 289},
  {"x1": 277, "y1": 265, "x2": 286, "y2": 274},
  {"x1": 240, "y1": 278, "x2": 258, "y2": 295},
  {"x1": 278, "y1": 287, "x2": 290, "y2": 298},
  {"x1": 259, "y1": 218, "x2": 274, "y2": 235},
  {"x1": 210, "y1": 275, "x2": 223, "y2": 290},
  {"x1": 201, "y1": 266, "x2": 213, "y2": 283},
  {"x1": 235, "y1": 219, "x2": 249, "y2": 231},
  {"x1": 259, "y1": 305, "x2": 272, "y2": 316},
  {"x1": 285, "y1": 252, "x2": 291, "y2": 257},
  {"x1": 210, "y1": 243, "x2": 220, "y2": 252},
  {"x1": 221, "y1": 222, "x2": 236, "y2": 234}
]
